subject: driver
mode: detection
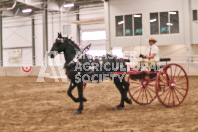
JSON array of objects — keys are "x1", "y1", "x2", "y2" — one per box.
[
  {"x1": 139, "y1": 37, "x2": 159, "y2": 61},
  {"x1": 146, "y1": 37, "x2": 159, "y2": 61},
  {"x1": 139, "y1": 37, "x2": 160, "y2": 78}
]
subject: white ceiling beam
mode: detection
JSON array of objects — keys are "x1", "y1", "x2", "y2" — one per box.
[
  {"x1": 0, "y1": 0, "x2": 17, "y2": 11},
  {"x1": 17, "y1": 0, "x2": 43, "y2": 9}
]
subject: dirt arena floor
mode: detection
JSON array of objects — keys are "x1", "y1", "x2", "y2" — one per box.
[{"x1": 0, "y1": 76, "x2": 198, "y2": 132}]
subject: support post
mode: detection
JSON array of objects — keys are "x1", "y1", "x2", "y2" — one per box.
[
  {"x1": 183, "y1": 0, "x2": 192, "y2": 57},
  {"x1": 76, "y1": 6, "x2": 81, "y2": 44},
  {"x1": 183, "y1": 0, "x2": 192, "y2": 74},
  {"x1": 0, "y1": 11, "x2": 3, "y2": 66},
  {"x1": 59, "y1": 7, "x2": 62, "y2": 32},
  {"x1": 32, "y1": 18, "x2": 35, "y2": 66},
  {"x1": 104, "y1": 0, "x2": 111, "y2": 52},
  {"x1": 43, "y1": 1, "x2": 48, "y2": 65}
]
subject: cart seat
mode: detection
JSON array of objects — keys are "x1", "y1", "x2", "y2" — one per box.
[{"x1": 160, "y1": 58, "x2": 171, "y2": 62}]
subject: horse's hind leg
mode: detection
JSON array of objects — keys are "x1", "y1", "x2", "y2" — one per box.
[
  {"x1": 74, "y1": 82, "x2": 84, "y2": 114},
  {"x1": 113, "y1": 76, "x2": 132, "y2": 110},
  {"x1": 122, "y1": 78, "x2": 132, "y2": 104},
  {"x1": 113, "y1": 78, "x2": 126, "y2": 110},
  {"x1": 122, "y1": 78, "x2": 130, "y2": 91}
]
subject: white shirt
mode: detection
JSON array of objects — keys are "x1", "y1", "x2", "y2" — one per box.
[{"x1": 146, "y1": 44, "x2": 160, "y2": 61}]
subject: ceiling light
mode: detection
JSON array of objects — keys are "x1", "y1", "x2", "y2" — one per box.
[
  {"x1": 22, "y1": 9, "x2": 32, "y2": 13},
  {"x1": 64, "y1": 3, "x2": 74, "y2": 8}
]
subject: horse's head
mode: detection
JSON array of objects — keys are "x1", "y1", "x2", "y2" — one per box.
[{"x1": 50, "y1": 32, "x2": 66, "y2": 58}]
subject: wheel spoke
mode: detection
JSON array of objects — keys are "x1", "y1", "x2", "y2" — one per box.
[
  {"x1": 160, "y1": 79, "x2": 167, "y2": 85},
  {"x1": 130, "y1": 85, "x2": 141, "y2": 90},
  {"x1": 145, "y1": 88, "x2": 154, "y2": 100},
  {"x1": 175, "y1": 75, "x2": 185, "y2": 83},
  {"x1": 175, "y1": 86, "x2": 187, "y2": 91},
  {"x1": 132, "y1": 88, "x2": 141, "y2": 96},
  {"x1": 158, "y1": 87, "x2": 169, "y2": 96},
  {"x1": 173, "y1": 90, "x2": 180, "y2": 104},
  {"x1": 175, "y1": 82, "x2": 187, "y2": 85},
  {"x1": 145, "y1": 89, "x2": 149, "y2": 103},
  {"x1": 142, "y1": 89, "x2": 144, "y2": 103},
  {"x1": 177, "y1": 69, "x2": 182, "y2": 77},
  {"x1": 136, "y1": 89, "x2": 143, "y2": 101},
  {"x1": 162, "y1": 74, "x2": 168, "y2": 81},
  {"x1": 147, "y1": 86, "x2": 156, "y2": 93},
  {"x1": 166, "y1": 68, "x2": 172, "y2": 82},
  {"x1": 168, "y1": 90, "x2": 172, "y2": 105},
  {"x1": 163, "y1": 90, "x2": 170, "y2": 102},
  {"x1": 172, "y1": 90, "x2": 175, "y2": 105},
  {"x1": 170, "y1": 66, "x2": 173, "y2": 81},
  {"x1": 147, "y1": 83, "x2": 155, "y2": 87},
  {"x1": 174, "y1": 88, "x2": 184, "y2": 97},
  {"x1": 173, "y1": 66, "x2": 178, "y2": 81}
]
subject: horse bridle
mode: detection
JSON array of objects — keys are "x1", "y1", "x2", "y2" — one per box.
[{"x1": 59, "y1": 37, "x2": 91, "y2": 68}]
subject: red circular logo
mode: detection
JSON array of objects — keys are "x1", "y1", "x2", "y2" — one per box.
[{"x1": 21, "y1": 66, "x2": 32, "y2": 73}]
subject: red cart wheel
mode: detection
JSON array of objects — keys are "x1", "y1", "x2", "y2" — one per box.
[
  {"x1": 156, "y1": 64, "x2": 189, "y2": 107},
  {"x1": 83, "y1": 82, "x2": 86, "y2": 91},
  {"x1": 128, "y1": 75, "x2": 157, "y2": 105}
]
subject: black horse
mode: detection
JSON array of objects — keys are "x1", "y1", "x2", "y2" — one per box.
[{"x1": 49, "y1": 33, "x2": 132, "y2": 114}]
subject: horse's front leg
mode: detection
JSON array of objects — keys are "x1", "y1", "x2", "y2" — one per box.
[
  {"x1": 74, "y1": 82, "x2": 84, "y2": 114},
  {"x1": 67, "y1": 81, "x2": 78, "y2": 103}
]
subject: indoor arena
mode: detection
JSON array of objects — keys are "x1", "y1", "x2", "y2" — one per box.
[{"x1": 0, "y1": 0, "x2": 198, "y2": 131}]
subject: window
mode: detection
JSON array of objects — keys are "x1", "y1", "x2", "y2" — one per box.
[
  {"x1": 125, "y1": 15, "x2": 133, "y2": 36},
  {"x1": 63, "y1": 25, "x2": 71, "y2": 35},
  {"x1": 170, "y1": 11, "x2": 179, "y2": 33},
  {"x1": 160, "y1": 12, "x2": 169, "y2": 34},
  {"x1": 116, "y1": 16, "x2": 124, "y2": 36},
  {"x1": 150, "y1": 11, "x2": 179, "y2": 35},
  {"x1": 150, "y1": 13, "x2": 159, "y2": 34},
  {"x1": 115, "y1": 14, "x2": 142, "y2": 37},
  {"x1": 82, "y1": 31, "x2": 106, "y2": 41},
  {"x1": 134, "y1": 14, "x2": 142, "y2": 35},
  {"x1": 193, "y1": 10, "x2": 198, "y2": 21}
]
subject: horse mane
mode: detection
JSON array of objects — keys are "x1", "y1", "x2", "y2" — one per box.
[{"x1": 65, "y1": 37, "x2": 80, "y2": 50}]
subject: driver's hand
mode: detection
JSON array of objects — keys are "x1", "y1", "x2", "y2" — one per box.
[{"x1": 139, "y1": 54, "x2": 146, "y2": 59}]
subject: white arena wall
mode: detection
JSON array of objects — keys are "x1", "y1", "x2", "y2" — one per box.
[
  {"x1": 3, "y1": 17, "x2": 32, "y2": 66},
  {"x1": 2, "y1": 11, "x2": 77, "y2": 67}
]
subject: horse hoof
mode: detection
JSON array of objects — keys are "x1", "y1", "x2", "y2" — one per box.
[
  {"x1": 74, "y1": 110, "x2": 82, "y2": 115},
  {"x1": 74, "y1": 98, "x2": 80, "y2": 103},
  {"x1": 75, "y1": 98, "x2": 87, "y2": 102},
  {"x1": 124, "y1": 98, "x2": 132, "y2": 104},
  {"x1": 82, "y1": 97, "x2": 87, "y2": 102},
  {"x1": 116, "y1": 105, "x2": 124, "y2": 110}
]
